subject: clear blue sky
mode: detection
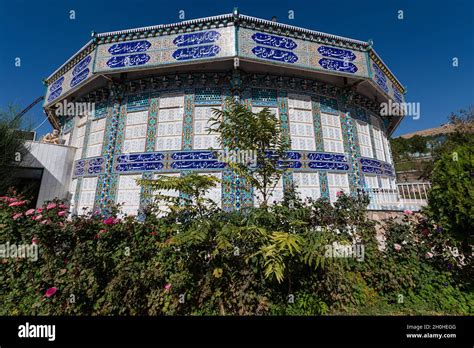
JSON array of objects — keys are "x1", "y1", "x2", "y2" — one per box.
[{"x1": 0, "y1": 0, "x2": 473, "y2": 137}]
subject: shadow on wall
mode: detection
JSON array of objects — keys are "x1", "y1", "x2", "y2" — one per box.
[{"x1": 20, "y1": 141, "x2": 76, "y2": 208}]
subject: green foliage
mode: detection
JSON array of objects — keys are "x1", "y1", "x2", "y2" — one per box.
[
  {"x1": 138, "y1": 173, "x2": 221, "y2": 218},
  {"x1": 0, "y1": 187, "x2": 472, "y2": 316},
  {"x1": 209, "y1": 98, "x2": 289, "y2": 208},
  {"x1": 426, "y1": 143, "x2": 474, "y2": 241},
  {"x1": 0, "y1": 105, "x2": 29, "y2": 195}
]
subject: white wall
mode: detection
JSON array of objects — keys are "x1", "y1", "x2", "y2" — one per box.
[{"x1": 21, "y1": 141, "x2": 76, "y2": 207}]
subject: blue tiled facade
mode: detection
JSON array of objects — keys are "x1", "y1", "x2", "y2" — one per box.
[{"x1": 44, "y1": 13, "x2": 405, "y2": 215}]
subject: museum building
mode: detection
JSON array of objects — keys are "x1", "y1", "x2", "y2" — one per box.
[{"x1": 41, "y1": 10, "x2": 406, "y2": 215}]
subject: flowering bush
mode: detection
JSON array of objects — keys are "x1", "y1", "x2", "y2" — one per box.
[{"x1": 0, "y1": 189, "x2": 472, "y2": 315}]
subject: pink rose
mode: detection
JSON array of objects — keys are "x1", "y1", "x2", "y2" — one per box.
[
  {"x1": 394, "y1": 243, "x2": 402, "y2": 251},
  {"x1": 41, "y1": 220, "x2": 49, "y2": 225},
  {"x1": 59, "y1": 204, "x2": 67, "y2": 209},
  {"x1": 47, "y1": 202, "x2": 57, "y2": 210},
  {"x1": 34, "y1": 214, "x2": 43, "y2": 221},
  {"x1": 336, "y1": 191, "x2": 343, "y2": 197},
  {"x1": 25, "y1": 209, "x2": 35, "y2": 216},
  {"x1": 36, "y1": 208, "x2": 43, "y2": 213},
  {"x1": 45, "y1": 287, "x2": 57, "y2": 298},
  {"x1": 164, "y1": 283, "x2": 172, "y2": 291},
  {"x1": 425, "y1": 252, "x2": 433, "y2": 259},
  {"x1": 403, "y1": 209, "x2": 413, "y2": 215},
  {"x1": 104, "y1": 217, "x2": 115, "y2": 225},
  {"x1": 32, "y1": 237, "x2": 39, "y2": 245},
  {"x1": 58, "y1": 211, "x2": 66, "y2": 217},
  {"x1": 12, "y1": 213, "x2": 23, "y2": 220}
]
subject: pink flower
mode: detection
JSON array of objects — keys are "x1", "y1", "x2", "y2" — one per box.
[
  {"x1": 336, "y1": 191, "x2": 343, "y2": 197},
  {"x1": 394, "y1": 243, "x2": 402, "y2": 251},
  {"x1": 58, "y1": 210, "x2": 66, "y2": 217},
  {"x1": 36, "y1": 208, "x2": 43, "y2": 213},
  {"x1": 103, "y1": 217, "x2": 116, "y2": 225},
  {"x1": 34, "y1": 214, "x2": 43, "y2": 221},
  {"x1": 32, "y1": 237, "x2": 39, "y2": 245},
  {"x1": 44, "y1": 287, "x2": 57, "y2": 298},
  {"x1": 425, "y1": 252, "x2": 433, "y2": 259},
  {"x1": 46, "y1": 202, "x2": 57, "y2": 210},
  {"x1": 41, "y1": 220, "x2": 49, "y2": 225},
  {"x1": 403, "y1": 209, "x2": 413, "y2": 215},
  {"x1": 9, "y1": 200, "x2": 26, "y2": 207},
  {"x1": 12, "y1": 213, "x2": 23, "y2": 220},
  {"x1": 59, "y1": 204, "x2": 67, "y2": 209},
  {"x1": 164, "y1": 283, "x2": 172, "y2": 291},
  {"x1": 25, "y1": 209, "x2": 35, "y2": 216}
]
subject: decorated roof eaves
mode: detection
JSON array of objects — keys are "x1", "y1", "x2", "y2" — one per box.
[
  {"x1": 238, "y1": 14, "x2": 369, "y2": 50},
  {"x1": 369, "y1": 49, "x2": 405, "y2": 94},
  {"x1": 44, "y1": 12, "x2": 405, "y2": 94},
  {"x1": 45, "y1": 39, "x2": 96, "y2": 85},
  {"x1": 95, "y1": 13, "x2": 234, "y2": 38}
]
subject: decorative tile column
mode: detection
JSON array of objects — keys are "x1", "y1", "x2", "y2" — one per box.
[
  {"x1": 312, "y1": 96, "x2": 330, "y2": 199},
  {"x1": 182, "y1": 90, "x2": 195, "y2": 150},
  {"x1": 221, "y1": 87, "x2": 235, "y2": 212},
  {"x1": 137, "y1": 93, "x2": 160, "y2": 218},
  {"x1": 95, "y1": 94, "x2": 123, "y2": 215},
  {"x1": 277, "y1": 90, "x2": 294, "y2": 194},
  {"x1": 145, "y1": 94, "x2": 159, "y2": 152},
  {"x1": 338, "y1": 92, "x2": 363, "y2": 195}
]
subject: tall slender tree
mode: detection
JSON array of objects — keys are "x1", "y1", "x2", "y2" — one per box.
[{"x1": 209, "y1": 98, "x2": 290, "y2": 208}]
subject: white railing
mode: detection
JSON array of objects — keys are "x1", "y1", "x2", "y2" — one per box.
[
  {"x1": 364, "y1": 182, "x2": 431, "y2": 211},
  {"x1": 365, "y1": 188, "x2": 400, "y2": 211},
  {"x1": 397, "y1": 182, "x2": 431, "y2": 204}
]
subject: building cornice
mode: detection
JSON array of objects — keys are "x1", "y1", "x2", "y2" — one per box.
[
  {"x1": 45, "y1": 12, "x2": 377, "y2": 85},
  {"x1": 368, "y1": 50, "x2": 405, "y2": 94}
]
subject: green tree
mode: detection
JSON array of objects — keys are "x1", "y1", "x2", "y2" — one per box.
[
  {"x1": 408, "y1": 135, "x2": 427, "y2": 155},
  {"x1": 209, "y1": 98, "x2": 290, "y2": 208},
  {"x1": 0, "y1": 105, "x2": 29, "y2": 195},
  {"x1": 138, "y1": 173, "x2": 220, "y2": 218},
  {"x1": 426, "y1": 143, "x2": 474, "y2": 241}
]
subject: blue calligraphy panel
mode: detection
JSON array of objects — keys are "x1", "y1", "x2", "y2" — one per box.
[
  {"x1": 317, "y1": 46, "x2": 356, "y2": 61},
  {"x1": 47, "y1": 88, "x2": 62, "y2": 103},
  {"x1": 116, "y1": 162, "x2": 164, "y2": 172},
  {"x1": 171, "y1": 161, "x2": 227, "y2": 170},
  {"x1": 49, "y1": 76, "x2": 64, "y2": 93},
  {"x1": 307, "y1": 152, "x2": 347, "y2": 163},
  {"x1": 251, "y1": 32, "x2": 297, "y2": 50},
  {"x1": 172, "y1": 45, "x2": 221, "y2": 61},
  {"x1": 319, "y1": 58, "x2": 358, "y2": 74},
  {"x1": 72, "y1": 56, "x2": 92, "y2": 76},
  {"x1": 106, "y1": 54, "x2": 150, "y2": 68},
  {"x1": 173, "y1": 31, "x2": 220, "y2": 47},
  {"x1": 308, "y1": 162, "x2": 349, "y2": 171},
  {"x1": 108, "y1": 40, "x2": 151, "y2": 55},
  {"x1": 70, "y1": 68, "x2": 90, "y2": 88},
  {"x1": 171, "y1": 151, "x2": 217, "y2": 160},
  {"x1": 252, "y1": 46, "x2": 298, "y2": 63},
  {"x1": 116, "y1": 153, "x2": 165, "y2": 164},
  {"x1": 278, "y1": 161, "x2": 302, "y2": 168}
]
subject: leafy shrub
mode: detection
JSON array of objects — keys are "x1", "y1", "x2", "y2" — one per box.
[
  {"x1": 0, "y1": 189, "x2": 472, "y2": 316},
  {"x1": 426, "y1": 143, "x2": 474, "y2": 241}
]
